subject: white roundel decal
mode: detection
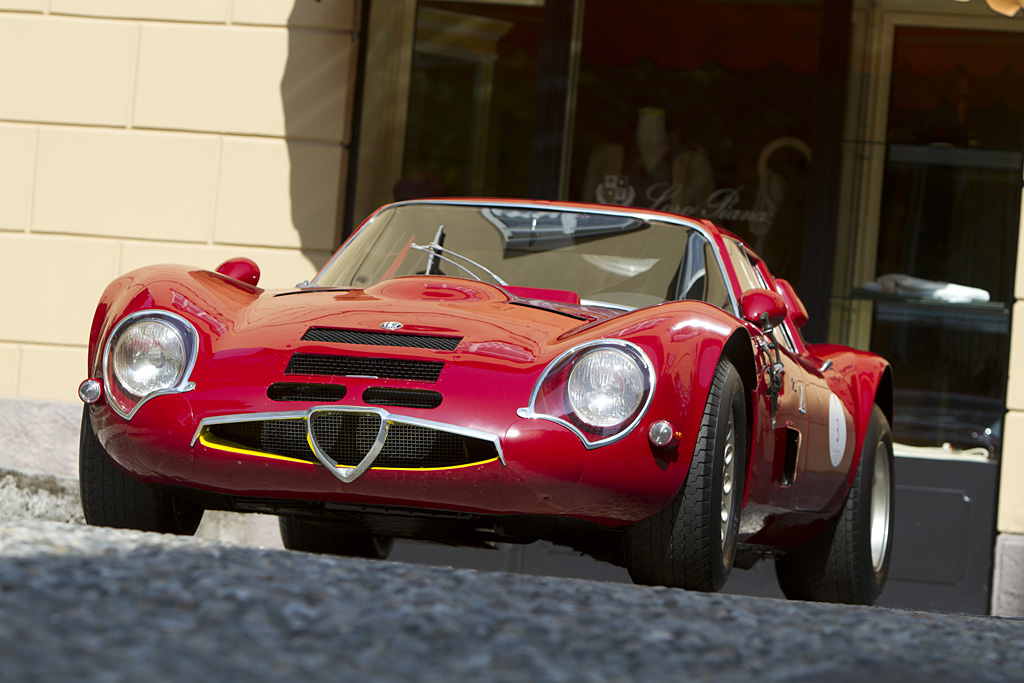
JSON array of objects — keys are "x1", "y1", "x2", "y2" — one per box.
[{"x1": 828, "y1": 393, "x2": 847, "y2": 468}]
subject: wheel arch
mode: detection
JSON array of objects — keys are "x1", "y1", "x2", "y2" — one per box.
[
  {"x1": 874, "y1": 364, "x2": 894, "y2": 429},
  {"x1": 720, "y1": 328, "x2": 757, "y2": 482}
]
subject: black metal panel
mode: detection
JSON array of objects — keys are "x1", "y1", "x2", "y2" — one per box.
[{"x1": 723, "y1": 456, "x2": 999, "y2": 614}]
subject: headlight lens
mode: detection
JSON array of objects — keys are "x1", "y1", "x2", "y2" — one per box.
[
  {"x1": 567, "y1": 348, "x2": 645, "y2": 428},
  {"x1": 102, "y1": 310, "x2": 199, "y2": 420},
  {"x1": 112, "y1": 319, "x2": 187, "y2": 396},
  {"x1": 520, "y1": 339, "x2": 654, "y2": 447}
]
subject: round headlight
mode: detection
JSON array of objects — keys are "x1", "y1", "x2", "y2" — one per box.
[
  {"x1": 112, "y1": 319, "x2": 187, "y2": 397},
  {"x1": 567, "y1": 348, "x2": 645, "y2": 428}
]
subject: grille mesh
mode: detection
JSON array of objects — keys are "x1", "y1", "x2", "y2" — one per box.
[
  {"x1": 267, "y1": 383, "x2": 347, "y2": 402},
  {"x1": 302, "y1": 327, "x2": 461, "y2": 351},
  {"x1": 207, "y1": 420, "x2": 316, "y2": 463},
  {"x1": 285, "y1": 353, "x2": 444, "y2": 382},
  {"x1": 362, "y1": 387, "x2": 442, "y2": 409},
  {"x1": 309, "y1": 411, "x2": 495, "y2": 469}
]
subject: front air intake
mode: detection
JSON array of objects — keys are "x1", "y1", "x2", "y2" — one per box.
[{"x1": 285, "y1": 353, "x2": 444, "y2": 383}]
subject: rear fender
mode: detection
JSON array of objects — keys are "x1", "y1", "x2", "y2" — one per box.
[{"x1": 809, "y1": 343, "x2": 893, "y2": 484}]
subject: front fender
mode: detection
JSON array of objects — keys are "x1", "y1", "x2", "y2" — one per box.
[{"x1": 571, "y1": 302, "x2": 750, "y2": 517}]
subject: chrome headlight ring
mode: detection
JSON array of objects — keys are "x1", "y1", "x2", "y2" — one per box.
[
  {"x1": 517, "y1": 339, "x2": 656, "y2": 449},
  {"x1": 102, "y1": 310, "x2": 199, "y2": 420}
]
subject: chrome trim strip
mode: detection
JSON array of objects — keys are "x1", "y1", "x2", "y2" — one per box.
[
  {"x1": 516, "y1": 339, "x2": 656, "y2": 450},
  {"x1": 103, "y1": 309, "x2": 200, "y2": 421},
  {"x1": 190, "y1": 410, "x2": 308, "y2": 446},
  {"x1": 191, "y1": 406, "x2": 506, "y2": 483}
]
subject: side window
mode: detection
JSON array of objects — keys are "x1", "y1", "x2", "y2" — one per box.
[
  {"x1": 724, "y1": 238, "x2": 797, "y2": 352},
  {"x1": 723, "y1": 238, "x2": 761, "y2": 293},
  {"x1": 676, "y1": 232, "x2": 731, "y2": 311}
]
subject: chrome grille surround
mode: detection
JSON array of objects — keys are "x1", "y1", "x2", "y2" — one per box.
[{"x1": 192, "y1": 407, "x2": 504, "y2": 484}]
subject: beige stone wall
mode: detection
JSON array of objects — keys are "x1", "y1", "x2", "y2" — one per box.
[
  {"x1": 0, "y1": 1, "x2": 359, "y2": 401},
  {"x1": 1000, "y1": 174, "x2": 1024, "y2": 536}
]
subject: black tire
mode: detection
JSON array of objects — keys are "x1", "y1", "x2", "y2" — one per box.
[
  {"x1": 79, "y1": 406, "x2": 203, "y2": 535},
  {"x1": 775, "y1": 404, "x2": 894, "y2": 605},
  {"x1": 625, "y1": 357, "x2": 747, "y2": 592},
  {"x1": 279, "y1": 516, "x2": 394, "y2": 560}
]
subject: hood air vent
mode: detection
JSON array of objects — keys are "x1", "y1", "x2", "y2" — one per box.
[
  {"x1": 302, "y1": 327, "x2": 461, "y2": 351},
  {"x1": 286, "y1": 353, "x2": 444, "y2": 383},
  {"x1": 362, "y1": 387, "x2": 442, "y2": 409}
]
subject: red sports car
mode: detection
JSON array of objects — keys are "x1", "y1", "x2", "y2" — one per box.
[{"x1": 79, "y1": 199, "x2": 894, "y2": 604}]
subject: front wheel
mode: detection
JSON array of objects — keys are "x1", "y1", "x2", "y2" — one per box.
[
  {"x1": 625, "y1": 357, "x2": 747, "y2": 592},
  {"x1": 279, "y1": 516, "x2": 394, "y2": 559},
  {"x1": 775, "y1": 404, "x2": 894, "y2": 605},
  {"x1": 79, "y1": 406, "x2": 203, "y2": 535}
]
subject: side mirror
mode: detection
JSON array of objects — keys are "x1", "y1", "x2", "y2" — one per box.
[
  {"x1": 740, "y1": 289, "x2": 788, "y2": 330},
  {"x1": 775, "y1": 279, "x2": 808, "y2": 329},
  {"x1": 215, "y1": 257, "x2": 261, "y2": 286}
]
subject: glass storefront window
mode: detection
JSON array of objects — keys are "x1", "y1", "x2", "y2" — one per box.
[
  {"x1": 841, "y1": 16, "x2": 1024, "y2": 461},
  {"x1": 372, "y1": 0, "x2": 828, "y2": 291},
  {"x1": 399, "y1": 2, "x2": 544, "y2": 200},
  {"x1": 570, "y1": 0, "x2": 823, "y2": 289}
]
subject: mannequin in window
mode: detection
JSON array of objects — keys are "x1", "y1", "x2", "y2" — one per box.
[
  {"x1": 747, "y1": 136, "x2": 811, "y2": 255},
  {"x1": 582, "y1": 107, "x2": 714, "y2": 215}
]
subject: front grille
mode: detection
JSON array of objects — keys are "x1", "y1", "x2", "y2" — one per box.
[
  {"x1": 204, "y1": 413, "x2": 498, "y2": 470},
  {"x1": 302, "y1": 328, "x2": 461, "y2": 351},
  {"x1": 362, "y1": 387, "x2": 442, "y2": 409},
  {"x1": 267, "y1": 382, "x2": 347, "y2": 402},
  {"x1": 309, "y1": 411, "x2": 496, "y2": 469},
  {"x1": 285, "y1": 353, "x2": 444, "y2": 383},
  {"x1": 207, "y1": 420, "x2": 317, "y2": 463}
]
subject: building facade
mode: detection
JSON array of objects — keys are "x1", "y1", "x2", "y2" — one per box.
[{"x1": 1, "y1": 0, "x2": 1022, "y2": 614}]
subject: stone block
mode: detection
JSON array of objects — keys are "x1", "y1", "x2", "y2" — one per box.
[
  {"x1": 992, "y1": 533, "x2": 1024, "y2": 617},
  {"x1": 134, "y1": 23, "x2": 353, "y2": 141},
  {"x1": 0, "y1": 123, "x2": 36, "y2": 232},
  {"x1": 0, "y1": 15, "x2": 137, "y2": 126},
  {"x1": 33, "y1": 127, "x2": 218, "y2": 242},
  {"x1": 50, "y1": 0, "x2": 229, "y2": 22},
  {"x1": 215, "y1": 136, "x2": 343, "y2": 251},
  {"x1": 0, "y1": 234, "x2": 119, "y2": 345},
  {"x1": 232, "y1": 0, "x2": 357, "y2": 29}
]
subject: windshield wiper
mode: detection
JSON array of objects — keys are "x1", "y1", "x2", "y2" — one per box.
[
  {"x1": 411, "y1": 228, "x2": 509, "y2": 286},
  {"x1": 424, "y1": 225, "x2": 445, "y2": 276}
]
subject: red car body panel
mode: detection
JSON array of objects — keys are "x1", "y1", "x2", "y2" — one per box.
[{"x1": 84, "y1": 198, "x2": 892, "y2": 551}]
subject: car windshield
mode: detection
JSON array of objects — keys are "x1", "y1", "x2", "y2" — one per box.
[{"x1": 315, "y1": 202, "x2": 716, "y2": 310}]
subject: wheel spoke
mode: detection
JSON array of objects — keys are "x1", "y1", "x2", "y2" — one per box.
[
  {"x1": 869, "y1": 441, "x2": 892, "y2": 572},
  {"x1": 720, "y1": 416, "x2": 736, "y2": 549}
]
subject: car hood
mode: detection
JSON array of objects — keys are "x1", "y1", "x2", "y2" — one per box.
[{"x1": 212, "y1": 276, "x2": 626, "y2": 368}]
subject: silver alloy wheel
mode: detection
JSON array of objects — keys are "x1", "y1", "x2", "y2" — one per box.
[
  {"x1": 720, "y1": 414, "x2": 736, "y2": 548},
  {"x1": 869, "y1": 440, "x2": 892, "y2": 573}
]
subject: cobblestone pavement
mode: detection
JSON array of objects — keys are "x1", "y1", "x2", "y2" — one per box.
[{"x1": 0, "y1": 519, "x2": 1021, "y2": 682}]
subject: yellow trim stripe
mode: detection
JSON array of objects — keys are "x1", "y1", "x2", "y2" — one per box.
[
  {"x1": 197, "y1": 429, "x2": 499, "y2": 472},
  {"x1": 198, "y1": 432, "x2": 315, "y2": 465}
]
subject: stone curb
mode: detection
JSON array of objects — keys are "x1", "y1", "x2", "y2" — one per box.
[{"x1": 0, "y1": 467, "x2": 85, "y2": 525}]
